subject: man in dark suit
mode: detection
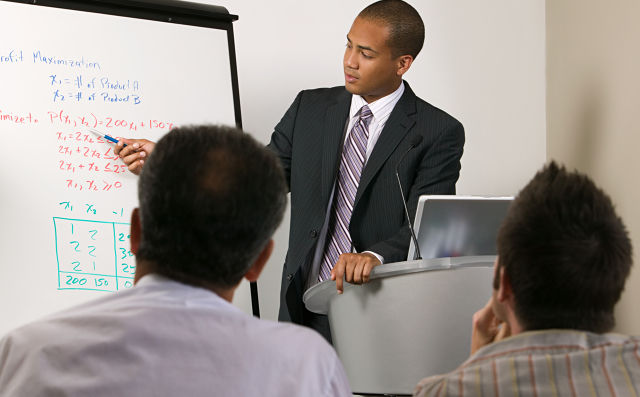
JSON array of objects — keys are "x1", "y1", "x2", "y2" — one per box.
[
  {"x1": 114, "y1": 0, "x2": 464, "y2": 343},
  {"x1": 267, "y1": 0, "x2": 464, "y2": 341}
]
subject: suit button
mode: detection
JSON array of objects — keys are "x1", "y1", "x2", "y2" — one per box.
[
  {"x1": 310, "y1": 229, "x2": 318, "y2": 238},
  {"x1": 287, "y1": 273, "x2": 294, "y2": 281}
]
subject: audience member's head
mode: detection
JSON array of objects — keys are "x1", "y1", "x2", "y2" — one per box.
[
  {"x1": 133, "y1": 125, "x2": 287, "y2": 292},
  {"x1": 495, "y1": 161, "x2": 632, "y2": 333},
  {"x1": 357, "y1": 0, "x2": 425, "y2": 59}
]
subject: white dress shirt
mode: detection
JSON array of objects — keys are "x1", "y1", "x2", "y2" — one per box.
[
  {"x1": 306, "y1": 82, "x2": 405, "y2": 289},
  {"x1": 0, "y1": 274, "x2": 351, "y2": 397}
]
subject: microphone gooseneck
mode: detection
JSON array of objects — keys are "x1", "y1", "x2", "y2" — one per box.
[{"x1": 395, "y1": 135, "x2": 423, "y2": 261}]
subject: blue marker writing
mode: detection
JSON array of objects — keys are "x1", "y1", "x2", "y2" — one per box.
[{"x1": 88, "y1": 128, "x2": 127, "y2": 147}]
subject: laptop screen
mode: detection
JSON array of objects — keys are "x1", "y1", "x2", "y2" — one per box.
[{"x1": 407, "y1": 196, "x2": 513, "y2": 260}]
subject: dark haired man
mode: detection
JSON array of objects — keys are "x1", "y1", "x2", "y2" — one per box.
[
  {"x1": 115, "y1": 0, "x2": 464, "y2": 342},
  {"x1": 414, "y1": 162, "x2": 638, "y2": 397},
  {"x1": 0, "y1": 126, "x2": 351, "y2": 396},
  {"x1": 268, "y1": 0, "x2": 463, "y2": 341}
]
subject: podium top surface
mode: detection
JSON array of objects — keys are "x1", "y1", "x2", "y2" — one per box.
[{"x1": 303, "y1": 255, "x2": 496, "y2": 315}]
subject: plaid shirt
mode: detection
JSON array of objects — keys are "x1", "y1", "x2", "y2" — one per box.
[{"x1": 415, "y1": 330, "x2": 640, "y2": 397}]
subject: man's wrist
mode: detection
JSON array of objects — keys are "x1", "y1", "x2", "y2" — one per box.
[{"x1": 362, "y1": 251, "x2": 384, "y2": 265}]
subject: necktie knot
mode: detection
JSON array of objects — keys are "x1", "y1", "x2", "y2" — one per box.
[{"x1": 359, "y1": 105, "x2": 373, "y2": 127}]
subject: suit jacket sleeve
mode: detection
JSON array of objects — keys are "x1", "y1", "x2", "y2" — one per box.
[{"x1": 266, "y1": 91, "x2": 304, "y2": 191}]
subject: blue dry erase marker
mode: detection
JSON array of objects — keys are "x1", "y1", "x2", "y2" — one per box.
[{"x1": 88, "y1": 128, "x2": 127, "y2": 147}]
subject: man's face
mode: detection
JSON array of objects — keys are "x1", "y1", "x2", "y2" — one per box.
[{"x1": 343, "y1": 17, "x2": 403, "y2": 103}]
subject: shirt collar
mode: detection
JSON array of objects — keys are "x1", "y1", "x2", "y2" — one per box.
[
  {"x1": 135, "y1": 273, "x2": 233, "y2": 306},
  {"x1": 349, "y1": 80, "x2": 405, "y2": 119}
]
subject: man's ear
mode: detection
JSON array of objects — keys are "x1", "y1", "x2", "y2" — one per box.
[
  {"x1": 130, "y1": 208, "x2": 141, "y2": 255},
  {"x1": 396, "y1": 54, "x2": 414, "y2": 76},
  {"x1": 244, "y1": 240, "x2": 274, "y2": 282},
  {"x1": 496, "y1": 266, "x2": 513, "y2": 303}
]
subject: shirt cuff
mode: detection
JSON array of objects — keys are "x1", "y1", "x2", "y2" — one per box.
[{"x1": 362, "y1": 251, "x2": 384, "y2": 265}]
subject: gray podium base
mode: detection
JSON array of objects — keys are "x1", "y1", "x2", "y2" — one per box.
[{"x1": 303, "y1": 256, "x2": 495, "y2": 396}]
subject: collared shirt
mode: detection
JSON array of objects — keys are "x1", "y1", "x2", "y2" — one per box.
[
  {"x1": 346, "y1": 81, "x2": 406, "y2": 159},
  {"x1": 414, "y1": 329, "x2": 640, "y2": 397},
  {"x1": 305, "y1": 82, "x2": 405, "y2": 290},
  {"x1": 0, "y1": 274, "x2": 351, "y2": 397}
]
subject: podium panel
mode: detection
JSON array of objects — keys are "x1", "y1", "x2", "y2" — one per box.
[{"x1": 304, "y1": 258, "x2": 494, "y2": 395}]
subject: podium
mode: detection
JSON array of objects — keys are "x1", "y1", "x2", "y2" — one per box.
[{"x1": 303, "y1": 256, "x2": 495, "y2": 396}]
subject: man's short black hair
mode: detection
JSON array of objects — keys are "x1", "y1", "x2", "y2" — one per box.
[
  {"x1": 136, "y1": 125, "x2": 287, "y2": 289},
  {"x1": 359, "y1": 0, "x2": 425, "y2": 59},
  {"x1": 496, "y1": 162, "x2": 632, "y2": 333}
]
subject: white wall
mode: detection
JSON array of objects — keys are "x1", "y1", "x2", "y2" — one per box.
[
  {"x1": 195, "y1": 0, "x2": 547, "y2": 319},
  {"x1": 546, "y1": 0, "x2": 640, "y2": 334}
]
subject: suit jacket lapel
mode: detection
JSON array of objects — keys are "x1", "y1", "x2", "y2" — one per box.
[
  {"x1": 321, "y1": 90, "x2": 351, "y2": 206},
  {"x1": 354, "y1": 84, "x2": 417, "y2": 208}
]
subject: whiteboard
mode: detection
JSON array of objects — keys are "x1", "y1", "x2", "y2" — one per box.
[{"x1": 0, "y1": 1, "x2": 238, "y2": 336}]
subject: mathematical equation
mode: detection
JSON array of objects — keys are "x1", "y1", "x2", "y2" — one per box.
[
  {"x1": 0, "y1": 108, "x2": 176, "y2": 191},
  {"x1": 0, "y1": 107, "x2": 175, "y2": 132},
  {"x1": 48, "y1": 110, "x2": 174, "y2": 191},
  {"x1": 53, "y1": 125, "x2": 130, "y2": 191},
  {"x1": 54, "y1": 217, "x2": 134, "y2": 292},
  {"x1": 50, "y1": 74, "x2": 142, "y2": 105},
  {"x1": 58, "y1": 160, "x2": 127, "y2": 174},
  {"x1": 48, "y1": 109, "x2": 174, "y2": 132},
  {"x1": 56, "y1": 133, "x2": 120, "y2": 159},
  {"x1": 64, "y1": 179, "x2": 124, "y2": 192},
  {"x1": 56, "y1": 131, "x2": 128, "y2": 175},
  {"x1": 0, "y1": 106, "x2": 176, "y2": 191}
]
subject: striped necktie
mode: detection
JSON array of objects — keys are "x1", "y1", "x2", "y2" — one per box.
[{"x1": 319, "y1": 105, "x2": 373, "y2": 282}]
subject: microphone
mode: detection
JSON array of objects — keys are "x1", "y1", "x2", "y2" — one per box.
[{"x1": 395, "y1": 135, "x2": 423, "y2": 260}]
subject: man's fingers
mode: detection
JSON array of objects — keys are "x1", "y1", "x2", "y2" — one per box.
[
  {"x1": 335, "y1": 273, "x2": 344, "y2": 294},
  {"x1": 344, "y1": 257, "x2": 359, "y2": 283},
  {"x1": 473, "y1": 299, "x2": 497, "y2": 330},
  {"x1": 360, "y1": 252, "x2": 381, "y2": 284},
  {"x1": 115, "y1": 139, "x2": 155, "y2": 158},
  {"x1": 332, "y1": 259, "x2": 346, "y2": 294},
  {"x1": 343, "y1": 256, "x2": 357, "y2": 283},
  {"x1": 116, "y1": 145, "x2": 135, "y2": 158},
  {"x1": 470, "y1": 297, "x2": 505, "y2": 354},
  {"x1": 114, "y1": 141, "x2": 125, "y2": 156},
  {"x1": 112, "y1": 138, "x2": 155, "y2": 176},
  {"x1": 122, "y1": 151, "x2": 146, "y2": 176},
  {"x1": 334, "y1": 253, "x2": 381, "y2": 288},
  {"x1": 352, "y1": 261, "x2": 365, "y2": 284},
  {"x1": 496, "y1": 321, "x2": 511, "y2": 341},
  {"x1": 362, "y1": 263, "x2": 373, "y2": 283},
  {"x1": 122, "y1": 151, "x2": 145, "y2": 167},
  {"x1": 141, "y1": 142, "x2": 155, "y2": 153},
  {"x1": 332, "y1": 253, "x2": 382, "y2": 293},
  {"x1": 127, "y1": 159, "x2": 144, "y2": 175}
]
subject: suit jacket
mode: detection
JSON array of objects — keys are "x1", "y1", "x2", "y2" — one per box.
[{"x1": 267, "y1": 82, "x2": 464, "y2": 324}]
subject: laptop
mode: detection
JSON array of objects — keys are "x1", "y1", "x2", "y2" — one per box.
[{"x1": 407, "y1": 195, "x2": 513, "y2": 261}]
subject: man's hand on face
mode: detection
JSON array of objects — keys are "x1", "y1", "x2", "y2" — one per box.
[
  {"x1": 331, "y1": 252, "x2": 382, "y2": 294},
  {"x1": 470, "y1": 297, "x2": 511, "y2": 355}
]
